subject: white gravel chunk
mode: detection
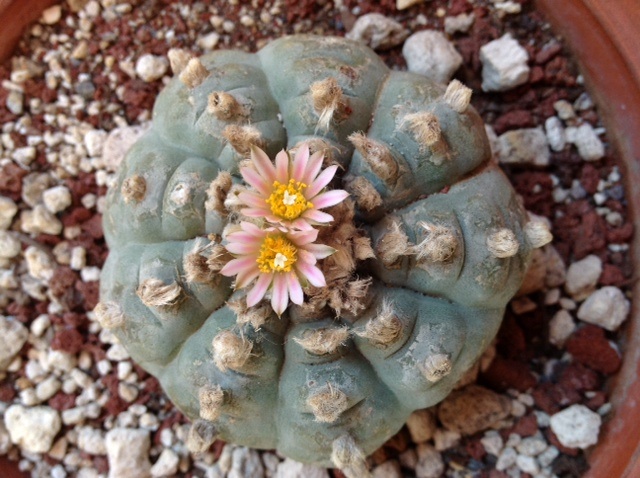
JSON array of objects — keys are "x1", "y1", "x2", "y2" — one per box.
[
  {"x1": 0, "y1": 316, "x2": 28, "y2": 370},
  {"x1": 516, "y1": 454, "x2": 540, "y2": 474},
  {"x1": 102, "y1": 123, "x2": 150, "y2": 172},
  {"x1": 402, "y1": 30, "x2": 463, "y2": 83},
  {"x1": 553, "y1": 99, "x2": 576, "y2": 120},
  {"x1": 538, "y1": 445, "x2": 560, "y2": 467},
  {"x1": 545, "y1": 116, "x2": 566, "y2": 151},
  {"x1": 20, "y1": 205, "x2": 63, "y2": 235},
  {"x1": 25, "y1": 245, "x2": 56, "y2": 280},
  {"x1": 12, "y1": 146, "x2": 37, "y2": 166},
  {"x1": 150, "y1": 448, "x2": 180, "y2": 477},
  {"x1": 496, "y1": 127, "x2": 550, "y2": 166},
  {"x1": 565, "y1": 254, "x2": 602, "y2": 300},
  {"x1": 275, "y1": 458, "x2": 330, "y2": 478},
  {"x1": 35, "y1": 376, "x2": 61, "y2": 401},
  {"x1": 4, "y1": 404, "x2": 61, "y2": 453},
  {"x1": 105, "y1": 428, "x2": 152, "y2": 478},
  {"x1": 577, "y1": 286, "x2": 630, "y2": 331},
  {"x1": 406, "y1": 409, "x2": 437, "y2": 443},
  {"x1": 415, "y1": 443, "x2": 444, "y2": 478},
  {"x1": 444, "y1": 13, "x2": 475, "y2": 34},
  {"x1": 550, "y1": 404, "x2": 601, "y2": 449},
  {"x1": 397, "y1": 0, "x2": 423, "y2": 10},
  {"x1": 84, "y1": 129, "x2": 107, "y2": 157},
  {"x1": 197, "y1": 32, "x2": 220, "y2": 50},
  {"x1": 135, "y1": 54, "x2": 169, "y2": 82},
  {"x1": 516, "y1": 436, "x2": 547, "y2": 456},
  {"x1": 228, "y1": 447, "x2": 264, "y2": 478},
  {"x1": 43, "y1": 185, "x2": 72, "y2": 214},
  {"x1": 496, "y1": 446, "x2": 517, "y2": 471},
  {"x1": 0, "y1": 420, "x2": 11, "y2": 454},
  {"x1": 78, "y1": 427, "x2": 107, "y2": 455},
  {"x1": 480, "y1": 34, "x2": 530, "y2": 91},
  {"x1": 0, "y1": 231, "x2": 21, "y2": 259},
  {"x1": 481, "y1": 430, "x2": 504, "y2": 456},
  {"x1": 568, "y1": 123, "x2": 605, "y2": 161},
  {"x1": 0, "y1": 196, "x2": 18, "y2": 230},
  {"x1": 346, "y1": 13, "x2": 409, "y2": 50},
  {"x1": 549, "y1": 309, "x2": 576, "y2": 347}
]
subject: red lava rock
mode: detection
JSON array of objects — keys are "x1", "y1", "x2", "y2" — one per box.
[
  {"x1": 529, "y1": 66, "x2": 545, "y2": 84},
  {"x1": 82, "y1": 214, "x2": 104, "y2": 239},
  {"x1": 465, "y1": 439, "x2": 486, "y2": 460},
  {"x1": 449, "y1": 0, "x2": 473, "y2": 15},
  {"x1": 76, "y1": 280, "x2": 100, "y2": 310},
  {"x1": 510, "y1": 414, "x2": 539, "y2": 437},
  {"x1": 49, "y1": 266, "x2": 79, "y2": 298},
  {"x1": 535, "y1": 42, "x2": 562, "y2": 64},
  {"x1": 558, "y1": 363, "x2": 601, "y2": 392},
  {"x1": 585, "y1": 390, "x2": 607, "y2": 410},
  {"x1": 579, "y1": 164, "x2": 600, "y2": 194},
  {"x1": 496, "y1": 316, "x2": 528, "y2": 359},
  {"x1": 93, "y1": 456, "x2": 109, "y2": 474},
  {"x1": 532, "y1": 383, "x2": 560, "y2": 414},
  {"x1": 599, "y1": 263, "x2": 626, "y2": 286},
  {"x1": 492, "y1": 109, "x2": 534, "y2": 135},
  {"x1": 546, "y1": 428, "x2": 580, "y2": 456},
  {"x1": 6, "y1": 302, "x2": 32, "y2": 323},
  {"x1": 48, "y1": 392, "x2": 76, "y2": 411},
  {"x1": 481, "y1": 357, "x2": 537, "y2": 392},
  {"x1": 62, "y1": 312, "x2": 86, "y2": 327},
  {"x1": 606, "y1": 222, "x2": 633, "y2": 243},
  {"x1": 0, "y1": 162, "x2": 28, "y2": 200},
  {"x1": 62, "y1": 207, "x2": 93, "y2": 227},
  {"x1": 565, "y1": 325, "x2": 622, "y2": 375},
  {"x1": 0, "y1": 382, "x2": 16, "y2": 401},
  {"x1": 51, "y1": 327, "x2": 84, "y2": 355}
]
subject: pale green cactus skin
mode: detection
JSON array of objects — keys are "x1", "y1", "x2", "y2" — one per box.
[{"x1": 100, "y1": 35, "x2": 538, "y2": 468}]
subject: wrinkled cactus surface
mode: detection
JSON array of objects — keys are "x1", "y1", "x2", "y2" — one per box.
[{"x1": 100, "y1": 35, "x2": 549, "y2": 470}]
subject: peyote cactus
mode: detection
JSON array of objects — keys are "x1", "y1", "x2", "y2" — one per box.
[{"x1": 99, "y1": 35, "x2": 551, "y2": 473}]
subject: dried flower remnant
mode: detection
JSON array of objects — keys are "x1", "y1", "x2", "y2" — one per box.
[
  {"x1": 238, "y1": 145, "x2": 349, "y2": 230},
  {"x1": 220, "y1": 222, "x2": 336, "y2": 316}
]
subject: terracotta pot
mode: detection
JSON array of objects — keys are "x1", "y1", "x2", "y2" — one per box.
[{"x1": 1, "y1": 1, "x2": 639, "y2": 476}]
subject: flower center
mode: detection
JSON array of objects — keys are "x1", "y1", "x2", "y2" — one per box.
[
  {"x1": 266, "y1": 179, "x2": 313, "y2": 220},
  {"x1": 257, "y1": 234, "x2": 298, "y2": 273}
]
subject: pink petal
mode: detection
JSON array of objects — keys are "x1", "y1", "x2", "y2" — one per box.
[
  {"x1": 240, "y1": 221, "x2": 267, "y2": 236},
  {"x1": 302, "y1": 209, "x2": 334, "y2": 224},
  {"x1": 239, "y1": 191, "x2": 269, "y2": 208},
  {"x1": 297, "y1": 249, "x2": 317, "y2": 265},
  {"x1": 250, "y1": 146, "x2": 276, "y2": 183},
  {"x1": 240, "y1": 207, "x2": 273, "y2": 218},
  {"x1": 240, "y1": 167, "x2": 271, "y2": 197},
  {"x1": 289, "y1": 218, "x2": 314, "y2": 231},
  {"x1": 220, "y1": 256, "x2": 257, "y2": 277},
  {"x1": 312, "y1": 189, "x2": 349, "y2": 209},
  {"x1": 226, "y1": 231, "x2": 263, "y2": 246},
  {"x1": 296, "y1": 261, "x2": 326, "y2": 288},
  {"x1": 274, "y1": 150, "x2": 290, "y2": 184},
  {"x1": 286, "y1": 271, "x2": 304, "y2": 305},
  {"x1": 306, "y1": 165, "x2": 338, "y2": 197},
  {"x1": 225, "y1": 241, "x2": 259, "y2": 255},
  {"x1": 291, "y1": 145, "x2": 310, "y2": 182},
  {"x1": 304, "y1": 243, "x2": 336, "y2": 259},
  {"x1": 288, "y1": 228, "x2": 319, "y2": 246},
  {"x1": 236, "y1": 266, "x2": 260, "y2": 289},
  {"x1": 247, "y1": 273, "x2": 273, "y2": 306},
  {"x1": 271, "y1": 273, "x2": 289, "y2": 316},
  {"x1": 302, "y1": 151, "x2": 324, "y2": 185}
]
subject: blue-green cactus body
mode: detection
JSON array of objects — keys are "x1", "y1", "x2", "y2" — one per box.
[{"x1": 100, "y1": 35, "x2": 546, "y2": 469}]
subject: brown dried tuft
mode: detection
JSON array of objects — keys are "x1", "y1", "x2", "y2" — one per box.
[
  {"x1": 212, "y1": 330, "x2": 253, "y2": 372},
  {"x1": 348, "y1": 132, "x2": 398, "y2": 182},
  {"x1": 345, "y1": 176, "x2": 382, "y2": 212},
  {"x1": 294, "y1": 326, "x2": 350, "y2": 355},
  {"x1": 307, "y1": 383, "x2": 349, "y2": 423},
  {"x1": 207, "y1": 91, "x2": 247, "y2": 121},
  {"x1": 411, "y1": 222, "x2": 458, "y2": 263},
  {"x1": 310, "y1": 77, "x2": 350, "y2": 131},
  {"x1": 222, "y1": 125, "x2": 263, "y2": 157},
  {"x1": 443, "y1": 79, "x2": 472, "y2": 113},
  {"x1": 227, "y1": 297, "x2": 272, "y2": 330},
  {"x1": 198, "y1": 385, "x2": 225, "y2": 421},
  {"x1": 222, "y1": 184, "x2": 246, "y2": 214},
  {"x1": 184, "y1": 241, "x2": 216, "y2": 284},
  {"x1": 205, "y1": 171, "x2": 233, "y2": 215},
  {"x1": 179, "y1": 57, "x2": 210, "y2": 88},
  {"x1": 136, "y1": 278, "x2": 184, "y2": 309},
  {"x1": 167, "y1": 48, "x2": 191, "y2": 75},
  {"x1": 421, "y1": 354, "x2": 453, "y2": 382},
  {"x1": 206, "y1": 243, "x2": 233, "y2": 273},
  {"x1": 353, "y1": 236, "x2": 375, "y2": 261},
  {"x1": 121, "y1": 175, "x2": 146, "y2": 203},
  {"x1": 93, "y1": 301, "x2": 125, "y2": 329},
  {"x1": 376, "y1": 220, "x2": 411, "y2": 267},
  {"x1": 402, "y1": 111, "x2": 450, "y2": 164},
  {"x1": 331, "y1": 434, "x2": 371, "y2": 478},
  {"x1": 186, "y1": 419, "x2": 218, "y2": 453},
  {"x1": 487, "y1": 228, "x2": 520, "y2": 258},
  {"x1": 355, "y1": 300, "x2": 402, "y2": 347}
]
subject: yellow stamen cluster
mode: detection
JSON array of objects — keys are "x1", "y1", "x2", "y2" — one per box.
[
  {"x1": 257, "y1": 234, "x2": 298, "y2": 273},
  {"x1": 266, "y1": 179, "x2": 313, "y2": 220}
]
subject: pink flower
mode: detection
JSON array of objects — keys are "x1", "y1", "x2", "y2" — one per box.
[
  {"x1": 220, "y1": 221, "x2": 335, "y2": 316},
  {"x1": 238, "y1": 144, "x2": 349, "y2": 230}
]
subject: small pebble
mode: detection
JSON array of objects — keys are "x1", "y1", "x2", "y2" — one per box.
[
  {"x1": 480, "y1": 34, "x2": 530, "y2": 91},
  {"x1": 496, "y1": 127, "x2": 550, "y2": 166},
  {"x1": 577, "y1": 286, "x2": 630, "y2": 331},
  {"x1": 550, "y1": 404, "x2": 601, "y2": 449},
  {"x1": 402, "y1": 30, "x2": 463, "y2": 83},
  {"x1": 275, "y1": 458, "x2": 330, "y2": 478},
  {"x1": 135, "y1": 54, "x2": 169, "y2": 82},
  {"x1": 415, "y1": 444, "x2": 444, "y2": 478},
  {"x1": 565, "y1": 254, "x2": 602, "y2": 300},
  {"x1": 105, "y1": 428, "x2": 152, "y2": 478},
  {"x1": 150, "y1": 448, "x2": 180, "y2": 477},
  {"x1": 346, "y1": 13, "x2": 409, "y2": 50},
  {"x1": 406, "y1": 409, "x2": 437, "y2": 443},
  {"x1": 545, "y1": 116, "x2": 566, "y2": 151},
  {"x1": 444, "y1": 13, "x2": 475, "y2": 34},
  {"x1": 549, "y1": 309, "x2": 576, "y2": 347},
  {"x1": 4, "y1": 405, "x2": 61, "y2": 453}
]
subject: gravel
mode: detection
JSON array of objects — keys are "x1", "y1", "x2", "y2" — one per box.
[
  {"x1": 402, "y1": 30, "x2": 463, "y2": 83},
  {"x1": 0, "y1": 1, "x2": 632, "y2": 477}
]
